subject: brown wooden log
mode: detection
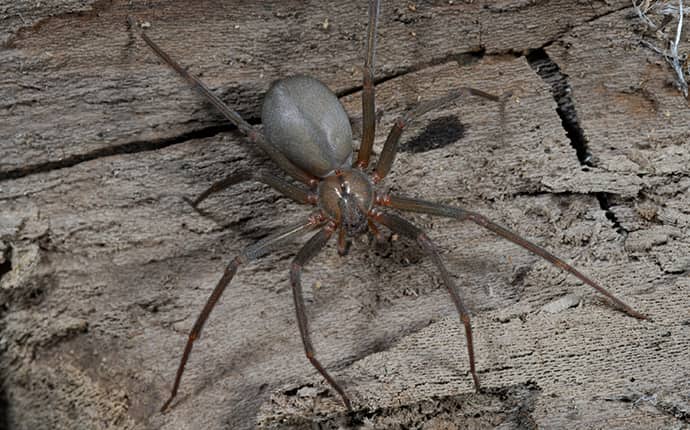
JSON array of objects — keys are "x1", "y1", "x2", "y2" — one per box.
[{"x1": 1, "y1": 1, "x2": 688, "y2": 429}]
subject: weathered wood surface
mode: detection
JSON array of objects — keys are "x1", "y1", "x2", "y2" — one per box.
[{"x1": 1, "y1": 1, "x2": 689, "y2": 429}]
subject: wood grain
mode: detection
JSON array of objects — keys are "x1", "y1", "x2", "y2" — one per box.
[{"x1": 1, "y1": 1, "x2": 688, "y2": 429}]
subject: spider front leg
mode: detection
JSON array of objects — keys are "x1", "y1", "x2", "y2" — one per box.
[
  {"x1": 127, "y1": 17, "x2": 316, "y2": 186},
  {"x1": 369, "y1": 210, "x2": 480, "y2": 390},
  {"x1": 355, "y1": 0, "x2": 381, "y2": 168},
  {"x1": 378, "y1": 194, "x2": 647, "y2": 320},
  {"x1": 160, "y1": 215, "x2": 325, "y2": 413},
  {"x1": 289, "y1": 222, "x2": 354, "y2": 409}
]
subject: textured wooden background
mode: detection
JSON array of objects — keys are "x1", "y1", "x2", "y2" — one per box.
[{"x1": 1, "y1": 1, "x2": 689, "y2": 429}]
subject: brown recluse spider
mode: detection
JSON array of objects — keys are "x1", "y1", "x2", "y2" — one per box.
[{"x1": 127, "y1": 0, "x2": 646, "y2": 414}]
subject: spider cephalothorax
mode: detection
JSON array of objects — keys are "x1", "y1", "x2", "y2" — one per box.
[{"x1": 319, "y1": 169, "x2": 373, "y2": 239}]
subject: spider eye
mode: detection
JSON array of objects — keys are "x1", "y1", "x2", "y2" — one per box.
[{"x1": 340, "y1": 181, "x2": 351, "y2": 194}]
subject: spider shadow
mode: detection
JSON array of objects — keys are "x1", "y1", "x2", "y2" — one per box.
[
  {"x1": 398, "y1": 115, "x2": 466, "y2": 154},
  {"x1": 163, "y1": 330, "x2": 284, "y2": 413},
  {"x1": 332, "y1": 234, "x2": 530, "y2": 379},
  {"x1": 183, "y1": 192, "x2": 308, "y2": 243},
  {"x1": 308, "y1": 234, "x2": 474, "y2": 371}
]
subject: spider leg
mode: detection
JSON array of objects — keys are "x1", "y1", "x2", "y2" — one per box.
[
  {"x1": 188, "y1": 169, "x2": 316, "y2": 208},
  {"x1": 289, "y1": 222, "x2": 353, "y2": 410},
  {"x1": 355, "y1": 0, "x2": 381, "y2": 168},
  {"x1": 378, "y1": 194, "x2": 647, "y2": 320},
  {"x1": 160, "y1": 214, "x2": 326, "y2": 413},
  {"x1": 372, "y1": 88, "x2": 506, "y2": 183},
  {"x1": 369, "y1": 210, "x2": 480, "y2": 391},
  {"x1": 126, "y1": 17, "x2": 316, "y2": 186},
  {"x1": 367, "y1": 218, "x2": 385, "y2": 243}
]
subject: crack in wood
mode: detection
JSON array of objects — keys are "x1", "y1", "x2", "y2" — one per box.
[
  {"x1": 0, "y1": 124, "x2": 231, "y2": 183},
  {"x1": 0, "y1": 46, "x2": 490, "y2": 183},
  {"x1": 525, "y1": 47, "x2": 629, "y2": 236},
  {"x1": 262, "y1": 381, "x2": 541, "y2": 429},
  {"x1": 337, "y1": 48, "x2": 487, "y2": 99},
  {"x1": 0, "y1": 244, "x2": 12, "y2": 285},
  {"x1": 525, "y1": 48, "x2": 592, "y2": 166},
  {"x1": 655, "y1": 400, "x2": 690, "y2": 424},
  {"x1": 0, "y1": 384, "x2": 8, "y2": 430}
]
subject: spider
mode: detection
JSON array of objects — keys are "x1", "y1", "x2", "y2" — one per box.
[{"x1": 127, "y1": 0, "x2": 645, "y2": 414}]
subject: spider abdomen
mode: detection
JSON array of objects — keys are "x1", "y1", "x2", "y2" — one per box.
[{"x1": 262, "y1": 76, "x2": 354, "y2": 178}]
